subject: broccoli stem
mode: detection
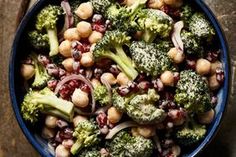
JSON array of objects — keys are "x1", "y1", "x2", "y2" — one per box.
[
  {"x1": 142, "y1": 29, "x2": 156, "y2": 43},
  {"x1": 42, "y1": 109, "x2": 72, "y2": 122},
  {"x1": 35, "y1": 95, "x2": 74, "y2": 118},
  {"x1": 71, "y1": 139, "x2": 83, "y2": 155},
  {"x1": 103, "y1": 51, "x2": 138, "y2": 80},
  {"x1": 115, "y1": 46, "x2": 133, "y2": 67},
  {"x1": 47, "y1": 29, "x2": 59, "y2": 56}
]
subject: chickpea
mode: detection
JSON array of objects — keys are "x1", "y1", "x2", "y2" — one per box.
[
  {"x1": 163, "y1": 0, "x2": 183, "y2": 8},
  {"x1": 62, "y1": 139, "x2": 74, "y2": 149},
  {"x1": 71, "y1": 88, "x2": 89, "y2": 108},
  {"x1": 134, "y1": 31, "x2": 143, "y2": 40},
  {"x1": 107, "y1": 107, "x2": 123, "y2": 124},
  {"x1": 171, "y1": 145, "x2": 181, "y2": 157},
  {"x1": 196, "y1": 58, "x2": 211, "y2": 75},
  {"x1": 75, "y1": 2, "x2": 93, "y2": 20},
  {"x1": 131, "y1": 127, "x2": 139, "y2": 137},
  {"x1": 148, "y1": 0, "x2": 165, "y2": 9},
  {"x1": 21, "y1": 64, "x2": 35, "y2": 80},
  {"x1": 45, "y1": 115, "x2": 58, "y2": 128},
  {"x1": 88, "y1": 31, "x2": 103, "y2": 44},
  {"x1": 122, "y1": 0, "x2": 136, "y2": 6},
  {"x1": 91, "y1": 78, "x2": 101, "y2": 88},
  {"x1": 160, "y1": 71, "x2": 174, "y2": 86},
  {"x1": 73, "y1": 115, "x2": 88, "y2": 127},
  {"x1": 59, "y1": 40, "x2": 72, "y2": 57},
  {"x1": 55, "y1": 144, "x2": 70, "y2": 157},
  {"x1": 137, "y1": 126, "x2": 155, "y2": 138},
  {"x1": 101, "y1": 73, "x2": 117, "y2": 85},
  {"x1": 41, "y1": 126, "x2": 55, "y2": 139},
  {"x1": 80, "y1": 52, "x2": 94, "y2": 67},
  {"x1": 167, "y1": 48, "x2": 185, "y2": 64},
  {"x1": 62, "y1": 58, "x2": 74, "y2": 72},
  {"x1": 64, "y1": 28, "x2": 80, "y2": 41},
  {"x1": 210, "y1": 61, "x2": 222, "y2": 74},
  {"x1": 198, "y1": 109, "x2": 215, "y2": 124},
  {"x1": 208, "y1": 74, "x2": 220, "y2": 90},
  {"x1": 117, "y1": 72, "x2": 130, "y2": 86},
  {"x1": 76, "y1": 21, "x2": 92, "y2": 38}
]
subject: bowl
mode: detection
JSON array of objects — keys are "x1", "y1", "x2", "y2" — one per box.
[{"x1": 9, "y1": 0, "x2": 230, "y2": 156}]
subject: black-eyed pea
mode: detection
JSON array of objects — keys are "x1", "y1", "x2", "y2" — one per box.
[
  {"x1": 137, "y1": 126, "x2": 155, "y2": 138},
  {"x1": 45, "y1": 115, "x2": 58, "y2": 128},
  {"x1": 101, "y1": 73, "x2": 117, "y2": 85},
  {"x1": 80, "y1": 52, "x2": 94, "y2": 67},
  {"x1": 73, "y1": 115, "x2": 88, "y2": 127},
  {"x1": 71, "y1": 88, "x2": 89, "y2": 108},
  {"x1": 62, "y1": 58, "x2": 74, "y2": 72},
  {"x1": 160, "y1": 71, "x2": 174, "y2": 86},
  {"x1": 76, "y1": 21, "x2": 92, "y2": 38},
  {"x1": 107, "y1": 107, "x2": 123, "y2": 124},
  {"x1": 75, "y1": 2, "x2": 93, "y2": 20},
  {"x1": 55, "y1": 144, "x2": 70, "y2": 157},
  {"x1": 208, "y1": 74, "x2": 220, "y2": 90},
  {"x1": 21, "y1": 64, "x2": 35, "y2": 80},
  {"x1": 198, "y1": 109, "x2": 215, "y2": 124},
  {"x1": 148, "y1": 0, "x2": 165, "y2": 9},
  {"x1": 59, "y1": 40, "x2": 72, "y2": 57},
  {"x1": 196, "y1": 58, "x2": 211, "y2": 75},
  {"x1": 88, "y1": 31, "x2": 103, "y2": 44},
  {"x1": 64, "y1": 28, "x2": 80, "y2": 41},
  {"x1": 117, "y1": 72, "x2": 130, "y2": 86}
]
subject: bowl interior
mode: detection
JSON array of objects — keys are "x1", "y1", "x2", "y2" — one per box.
[{"x1": 9, "y1": 0, "x2": 230, "y2": 157}]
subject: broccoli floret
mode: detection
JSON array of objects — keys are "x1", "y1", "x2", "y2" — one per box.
[
  {"x1": 107, "y1": 131, "x2": 153, "y2": 157},
  {"x1": 126, "y1": 89, "x2": 166, "y2": 124},
  {"x1": 94, "y1": 85, "x2": 109, "y2": 106},
  {"x1": 28, "y1": 30, "x2": 49, "y2": 50},
  {"x1": 112, "y1": 89, "x2": 131, "y2": 111},
  {"x1": 71, "y1": 120, "x2": 100, "y2": 155},
  {"x1": 79, "y1": 146, "x2": 101, "y2": 157},
  {"x1": 136, "y1": 9, "x2": 174, "y2": 42},
  {"x1": 21, "y1": 87, "x2": 74, "y2": 123},
  {"x1": 175, "y1": 70, "x2": 211, "y2": 113},
  {"x1": 93, "y1": 30, "x2": 138, "y2": 80},
  {"x1": 130, "y1": 41, "x2": 174, "y2": 77},
  {"x1": 180, "y1": 4, "x2": 194, "y2": 24},
  {"x1": 181, "y1": 30, "x2": 204, "y2": 56},
  {"x1": 175, "y1": 119, "x2": 207, "y2": 147},
  {"x1": 30, "y1": 52, "x2": 50, "y2": 89},
  {"x1": 155, "y1": 39, "x2": 174, "y2": 53},
  {"x1": 189, "y1": 13, "x2": 215, "y2": 41},
  {"x1": 35, "y1": 5, "x2": 63, "y2": 56},
  {"x1": 90, "y1": 0, "x2": 112, "y2": 15}
]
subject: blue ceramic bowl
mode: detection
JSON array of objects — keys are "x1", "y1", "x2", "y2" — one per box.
[{"x1": 9, "y1": 0, "x2": 230, "y2": 156}]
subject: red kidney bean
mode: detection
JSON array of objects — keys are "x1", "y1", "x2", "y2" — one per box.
[
  {"x1": 71, "y1": 49, "x2": 82, "y2": 61},
  {"x1": 109, "y1": 65, "x2": 121, "y2": 76},
  {"x1": 206, "y1": 50, "x2": 220, "y2": 62},
  {"x1": 128, "y1": 82, "x2": 139, "y2": 92},
  {"x1": 152, "y1": 79, "x2": 164, "y2": 92},
  {"x1": 58, "y1": 84, "x2": 72, "y2": 99},
  {"x1": 68, "y1": 80, "x2": 80, "y2": 91},
  {"x1": 59, "y1": 128, "x2": 73, "y2": 139},
  {"x1": 47, "y1": 79, "x2": 58, "y2": 91},
  {"x1": 216, "y1": 67, "x2": 224, "y2": 84},
  {"x1": 92, "y1": 23, "x2": 106, "y2": 33},
  {"x1": 94, "y1": 68, "x2": 103, "y2": 79},
  {"x1": 117, "y1": 86, "x2": 130, "y2": 96},
  {"x1": 186, "y1": 58, "x2": 196, "y2": 70},
  {"x1": 58, "y1": 68, "x2": 66, "y2": 78},
  {"x1": 46, "y1": 63, "x2": 59, "y2": 77},
  {"x1": 96, "y1": 113, "x2": 107, "y2": 128},
  {"x1": 159, "y1": 100, "x2": 176, "y2": 111},
  {"x1": 92, "y1": 14, "x2": 103, "y2": 24},
  {"x1": 80, "y1": 83, "x2": 91, "y2": 93},
  {"x1": 56, "y1": 120, "x2": 69, "y2": 129},
  {"x1": 138, "y1": 81, "x2": 152, "y2": 91},
  {"x1": 38, "y1": 54, "x2": 50, "y2": 66}
]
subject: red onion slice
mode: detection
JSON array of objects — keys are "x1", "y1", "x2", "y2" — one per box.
[
  {"x1": 105, "y1": 121, "x2": 138, "y2": 139},
  {"x1": 171, "y1": 21, "x2": 184, "y2": 52},
  {"x1": 55, "y1": 74, "x2": 95, "y2": 113}
]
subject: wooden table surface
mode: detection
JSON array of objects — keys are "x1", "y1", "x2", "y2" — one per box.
[{"x1": 0, "y1": 0, "x2": 236, "y2": 156}]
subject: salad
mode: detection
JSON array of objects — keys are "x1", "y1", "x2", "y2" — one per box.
[{"x1": 20, "y1": 0, "x2": 225, "y2": 156}]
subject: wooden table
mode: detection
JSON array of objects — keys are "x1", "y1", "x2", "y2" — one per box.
[{"x1": 0, "y1": 0, "x2": 236, "y2": 156}]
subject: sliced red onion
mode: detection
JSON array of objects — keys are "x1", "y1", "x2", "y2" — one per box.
[
  {"x1": 55, "y1": 74, "x2": 95, "y2": 113},
  {"x1": 171, "y1": 21, "x2": 184, "y2": 52},
  {"x1": 58, "y1": 0, "x2": 74, "y2": 40},
  {"x1": 105, "y1": 121, "x2": 137, "y2": 139}
]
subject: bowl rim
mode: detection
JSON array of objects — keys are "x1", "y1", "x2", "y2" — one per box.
[{"x1": 9, "y1": 0, "x2": 230, "y2": 157}]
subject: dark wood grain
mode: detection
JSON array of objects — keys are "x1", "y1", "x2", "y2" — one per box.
[{"x1": 0, "y1": 0, "x2": 235, "y2": 157}]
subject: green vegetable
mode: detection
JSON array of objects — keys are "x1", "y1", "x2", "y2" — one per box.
[
  {"x1": 21, "y1": 87, "x2": 74, "y2": 123},
  {"x1": 79, "y1": 147, "x2": 101, "y2": 157},
  {"x1": 130, "y1": 41, "x2": 174, "y2": 77},
  {"x1": 174, "y1": 70, "x2": 212, "y2": 113},
  {"x1": 35, "y1": 5, "x2": 63, "y2": 56},
  {"x1": 94, "y1": 85, "x2": 109, "y2": 106},
  {"x1": 113, "y1": 89, "x2": 166, "y2": 124},
  {"x1": 136, "y1": 9, "x2": 174, "y2": 42},
  {"x1": 30, "y1": 52, "x2": 50, "y2": 89},
  {"x1": 180, "y1": 4, "x2": 194, "y2": 24},
  {"x1": 90, "y1": 0, "x2": 112, "y2": 15},
  {"x1": 189, "y1": 13, "x2": 215, "y2": 41},
  {"x1": 28, "y1": 30, "x2": 49, "y2": 50},
  {"x1": 181, "y1": 30, "x2": 204, "y2": 56},
  {"x1": 71, "y1": 120, "x2": 100, "y2": 155},
  {"x1": 175, "y1": 119, "x2": 207, "y2": 147},
  {"x1": 93, "y1": 30, "x2": 138, "y2": 80},
  {"x1": 107, "y1": 131, "x2": 153, "y2": 157}
]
